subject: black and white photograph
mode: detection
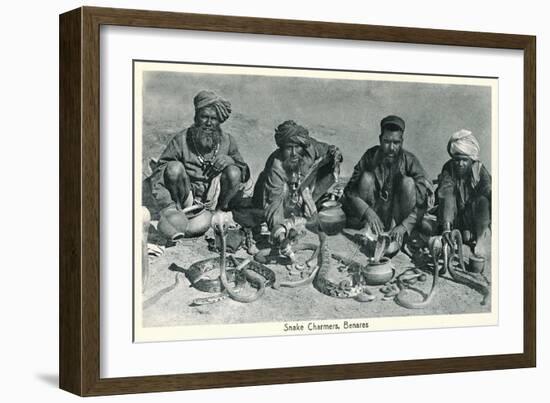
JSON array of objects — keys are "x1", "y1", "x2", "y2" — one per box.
[
  {"x1": 134, "y1": 61, "x2": 497, "y2": 342},
  {"x1": 2, "y1": 0, "x2": 544, "y2": 399}
]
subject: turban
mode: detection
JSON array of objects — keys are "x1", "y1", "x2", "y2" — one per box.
[
  {"x1": 274, "y1": 120, "x2": 310, "y2": 148},
  {"x1": 447, "y1": 129, "x2": 480, "y2": 161},
  {"x1": 193, "y1": 90, "x2": 232, "y2": 123}
]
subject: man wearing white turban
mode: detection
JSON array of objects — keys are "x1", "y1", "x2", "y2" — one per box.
[
  {"x1": 146, "y1": 90, "x2": 251, "y2": 237},
  {"x1": 437, "y1": 129, "x2": 491, "y2": 257}
]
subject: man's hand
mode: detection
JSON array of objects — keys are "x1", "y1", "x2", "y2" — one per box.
[
  {"x1": 442, "y1": 230, "x2": 453, "y2": 246},
  {"x1": 327, "y1": 145, "x2": 343, "y2": 163},
  {"x1": 271, "y1": 226, "x2": 287, "y2": 246},
  {"x1": 363, "y1": 207, "x2": 384, "y2": 235},
  {"x1": 204, "y1": 155, "x2": 234, "y2": 178},
  {"x1": 329, "y1": 185, "x2": 344, "y2": 200},
  {"x1": 389, "y1": 224, "x2": 407, "y2": 247},
  {"x1": 301, "y1": 187, "x2": 317, "y2": 218},
  {"x1": 442, "y1": 222, "x2": 453, "y2": 245}
]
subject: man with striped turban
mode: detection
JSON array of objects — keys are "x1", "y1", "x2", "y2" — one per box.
[
  {"x1": 437, "y1": 129, "x2": 491, "y2": 257},
  {"x1": 147, "y1": 90, "x2": 251, "y2": 236},
  {"x1": 252, "y1": 120, "x2": 342, "y2": 245}
]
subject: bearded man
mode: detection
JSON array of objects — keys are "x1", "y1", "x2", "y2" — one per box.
[
  {"x1": 252, "y1": 120, "x2": 342, "y2": 245},
  {"x1": 342, "y1": 115, "x2": 432, "y2": 248},
  {"x1": 437, "y1": 129, "x2": 491, "y2": 257},
  {"x1": 148, "y1": 90, "x2": 250, "y2": 223}
]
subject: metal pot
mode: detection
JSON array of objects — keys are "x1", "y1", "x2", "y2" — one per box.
[
  {"x1": 363, "y1": 257, "x2": 395, "y2": 285},
  {"x1": 318, "y1": 200, "x2": 346, "y2": 235},
  {"x1": 468, "y1": 254, "x2": 486, "y2": 273},
  {"x1": 183, "y1": 205, "x2": 213, "y2": 238},
  {"x1": 157, "y1": 208, "x2": 188, "y2": 240}
]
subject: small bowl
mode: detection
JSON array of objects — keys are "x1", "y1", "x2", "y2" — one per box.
[{"x1": 468, "y1": 254, "x2": 486, "y2": 273}]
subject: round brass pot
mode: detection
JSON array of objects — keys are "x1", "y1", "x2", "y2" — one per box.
[
  {"x1": 183, "y1": 205, "x2": 213, "y2": 238},
  {"x1": 468, "y1": 254, "x2": 486, "y2": 273},
  {"x1": 318, "y1": 201, "x2": 346, "y2": 235},
  {"x1": 363, "y1": 257, "x2": 395, "y2": 285},
  {"x1": 157, "y1": 208, "x2": 188, "y2": 240}
]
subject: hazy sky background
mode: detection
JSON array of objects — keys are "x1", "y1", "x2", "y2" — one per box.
[{"x1": 142, "y1": 68, "x2": 493, "y2": 181}]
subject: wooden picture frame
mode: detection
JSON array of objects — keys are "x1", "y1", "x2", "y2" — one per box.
[{"x1": 59, "y1": 6, "x2": 536, "y2": 396}]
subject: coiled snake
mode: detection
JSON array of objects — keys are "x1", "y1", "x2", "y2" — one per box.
[
  {"x1": 445, "y1": 230, "x2": 491, "y2": 306},
  {"x1": 312, "y1": 231, "x2": 375, "y2": 301},
  {"x1": 395, "y1": 229, "x2": 490, "y2": 309},
  {"x1": 192, "y1": 212, "x2": 372, "y2": 303},
  {"x1": 191, "y1": 212, "x2": 276, "y2": 305},
  {"x1": 253, "y1": 229, "x2": 374, "y2": 300},
  {"x1": 190, "y1": 213, "x2": 490, "y2": 309},
  {"x1": 254, "y1": 242, "x2": 320, "y2": 288}
]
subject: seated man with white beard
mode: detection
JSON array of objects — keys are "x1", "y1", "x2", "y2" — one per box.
[
  {"x1": 252, "y1": 120, "x2": 342, "y2": 246},
  {"x1": 148, "y1": 90, "x2": 251, "y2": 234}
]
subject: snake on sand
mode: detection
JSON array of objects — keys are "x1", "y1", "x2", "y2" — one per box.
[
  {"x1": 445, "y1": 230, "x2": 490, "y2": 306},
  {"x1": 395, "y1": 229, "x2": 490, "y2": 309},
  {"x1": 313, "y1": 231, "x2": 375, "y2": 301},
  {"x1": 202, "y1": 212, "x2": 275, "y2": 304}
]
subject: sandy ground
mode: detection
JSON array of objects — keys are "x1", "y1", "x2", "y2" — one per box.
[{"x1": 142, "y1": 224, "x2": 491, "y2": 328}]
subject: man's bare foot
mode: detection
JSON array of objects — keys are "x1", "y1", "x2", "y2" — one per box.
[{"x1": 244, "y1": 228, "x2": 260, "y2": 255}]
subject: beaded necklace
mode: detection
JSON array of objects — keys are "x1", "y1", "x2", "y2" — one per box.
[{"x1": 191, "y1": 131, "x2": 220, "y2": 167}]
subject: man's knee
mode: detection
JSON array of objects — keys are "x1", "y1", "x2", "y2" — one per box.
[
  {"x1": 392, "y1": 176, "x2": 416, "y2": 222},
  {"x1": 398, "y1": 176, "x2": 416, "y2": 196},
  {"x1": 222, "y1": 165, "x2": 242, "y2": 186},
  {"x1": 359, "y1": 171, "x2": 376, "y2": 188},
  {"x1": 142, "y1": 206, "x2": 151, "y2": 226},
  {"x1": 397, "y1": 176, "x2": 417, "y2": 207},
  {"x1": 164, "y1": 161, "x2": 186, "y2": 183},
  {"x1": 356, "y1": 171, "x2": 376, "y2": 198},
  {"x1": 472, "y1": 195, "x2": 491, "y2": 224},
  {"x1": 473, "y1": 195, "x2": 490, "y2": 210}
]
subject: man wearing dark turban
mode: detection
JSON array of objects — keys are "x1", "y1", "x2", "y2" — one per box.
[
  {"x1": 342, "y1": 115, "x2": 432, "y2": 249},
  {"x1": 252, "y1": 120, "x2": 342, "y2": 244},
  {"x1": 147, "y1": 90, "x2": 251, "y2": 235},
  {"x1": 436, "y1": 129, "x2": 491, "y2": 257}
]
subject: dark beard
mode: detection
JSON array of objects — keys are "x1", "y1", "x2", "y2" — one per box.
[
  {"x1": 189, "y1": 125, "x2": 222, "y2": 153},
  {"x1": 383, "y1": 149, "x2": 402, "y2": 166},
  {"x1": 282, "y1": 155, "x2": 307, "y2": 178},
  {"x1": 283, "y1": 156, "x2": 306, "y2": 206},
  {"x1": 282, "y1": 155, "x2": 307, "y2": 199}
]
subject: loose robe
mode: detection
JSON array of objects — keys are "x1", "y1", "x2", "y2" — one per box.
[
  {"x1": 436, "y1": 160, "x2": 491, "y2": 228},
  {"x1": 343, "y1": 146, "x2": 431, "y2": 232},
  {"x1": 149, "y1": 127, "x2": 250, "y2": 210},
  {"x1": 253, "y1": 138, "x2": 332, "y2": 232}
]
